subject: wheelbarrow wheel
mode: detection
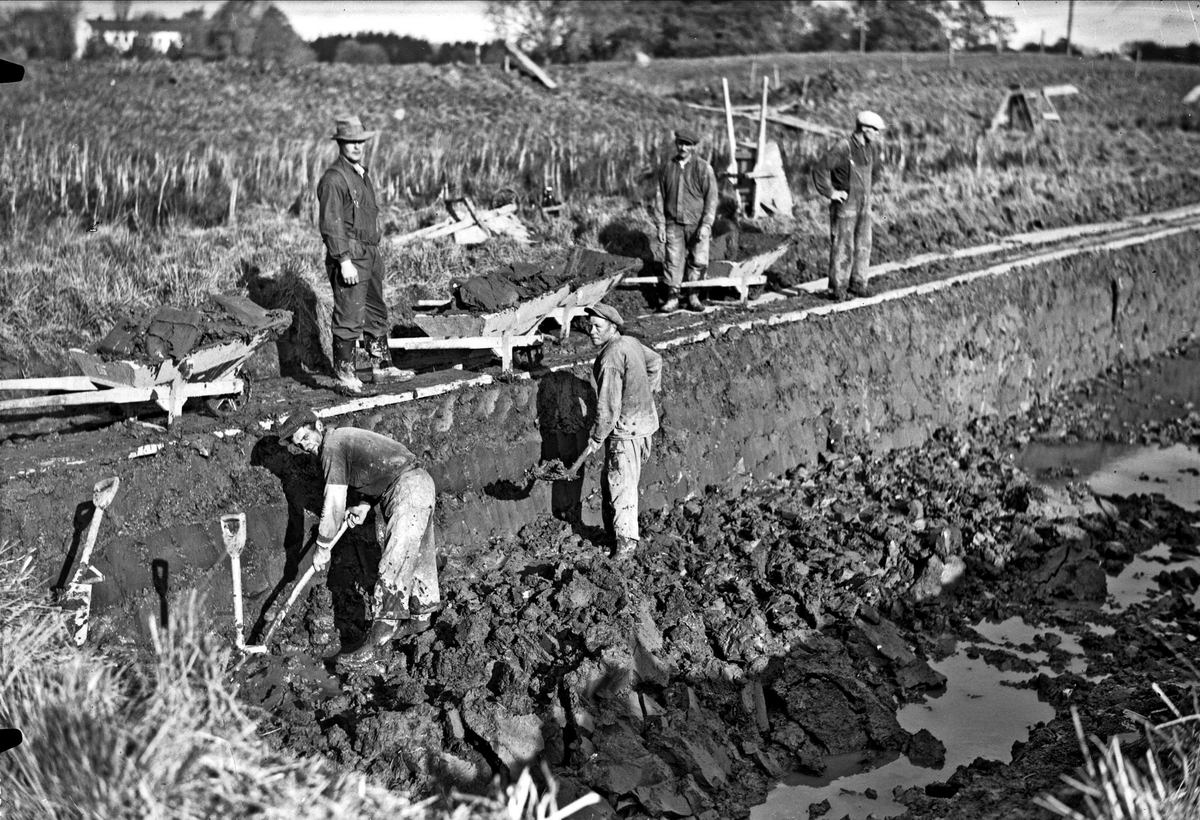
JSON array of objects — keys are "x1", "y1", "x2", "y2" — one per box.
[{"x1": 205, "y1": 371, "x2": 252, "y2": 418}]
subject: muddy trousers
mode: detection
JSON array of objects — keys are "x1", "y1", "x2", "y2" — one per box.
[
  {"x1": 327, "y1": 244, "x2": 389, "y2": 361},
  {"x1": 373, "y1": 468, "x2": 440, "y2": 620},
  {"x1": 662, "y1": 222, "x2": 710, "y2": 294},
  {"x1": 601, "y1": 435, "x2": 652, "y2": 543},
  {"x1": 828, "y1": 203, "x2": 873, "y2": 292}
]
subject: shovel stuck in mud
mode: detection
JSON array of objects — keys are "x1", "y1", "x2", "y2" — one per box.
[
  {"x1": 63, "y1": 476, "x2": 120, "y2": 646},
  {"x1": 253, "y1": 520, "x2": 349, "y2": 652},
  {"x1": 221, "y1": 512, "x2": 263, "y2": 654}
]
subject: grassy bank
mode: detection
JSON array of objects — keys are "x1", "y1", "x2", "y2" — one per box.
[{"x1": 4, "y1": 52, "x2": 1200, "y2": 374}]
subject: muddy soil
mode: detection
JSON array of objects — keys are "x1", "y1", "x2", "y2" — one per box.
[{"x1": 223, "y1": 336, "x2": 1200, "y2": 819}]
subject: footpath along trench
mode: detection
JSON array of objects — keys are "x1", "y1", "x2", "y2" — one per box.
[{"x1": 3, "y1": 209, "x2": 1200, "y2": 817}]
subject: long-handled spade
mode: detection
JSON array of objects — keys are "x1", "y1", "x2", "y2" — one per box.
[
  {"x1": 528, "y1": 446, "x2": 595, "y2": 485},
  {"x1": 220, "y1": 513, "x2": 264, "y2": 654},
  {"x1": 254, "y1": 520, "x2": 348, "y2": 651},
  {"x1": 63, "y1": 476, "x2": 120, "y2": 646}
]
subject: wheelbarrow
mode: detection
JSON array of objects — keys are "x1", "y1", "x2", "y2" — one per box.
[{"x1": 0, "y1": 301, "x2": 292, "y2": 426}]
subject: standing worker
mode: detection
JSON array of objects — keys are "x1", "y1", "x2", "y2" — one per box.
[
  {"x1": 276, "y1": 408, "x2": 439, "y2": 663},
  {"x1": 577, "y1": 303, "x2": 663, "y2": 558},
  {"x1": 811, "y1": 110, "x2": 885, "y2": 301},
  {"x1": 318, "y1": 114, "x2": 412, "y2": 394},
  {"x1": 653, "y1": 127, "x2": 718, "y2": 314}
]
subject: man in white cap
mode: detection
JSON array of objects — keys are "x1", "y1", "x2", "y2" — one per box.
[
  {"x1": 578, "y1": 302, "x2": 663, "y2": 558},
  {"x1": 317, "y1": 114, "x2": 413, "y2": 394},
  {"x1": 653, "y1": 127, "x2": 718, "y2": 313},
  {"x1": 811, "y1": 110, "x2": 885, "y2": 300}
]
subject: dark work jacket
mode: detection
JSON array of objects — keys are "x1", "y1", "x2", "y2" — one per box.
[
  {"x1": 811, "y1": 135, "x2": 875, "y2": 210},
  {"x1": 317, "y1": 155, "x2": 382, "y2": 263},
  {"x1": 653, "y1": 156, "x2": 718, "y2": 228}
]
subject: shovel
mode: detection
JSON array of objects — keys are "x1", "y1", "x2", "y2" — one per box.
[
  {"x1": 64, "y1": 476, "x2": 120, "y2": 646},
  {"x1": 529, "y1": 446, "x2": 595, "y2": 484},
  {"x1": 220, "y1": 513, "x2": 263, "y2": 654},
  {"x1": 256, "y1": 520, "x2": 348, "y2": 650}
]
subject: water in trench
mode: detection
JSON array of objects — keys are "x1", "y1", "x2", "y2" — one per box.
[{"x1": 754, "y1": 441, "x2": 1200, "y2": 819}]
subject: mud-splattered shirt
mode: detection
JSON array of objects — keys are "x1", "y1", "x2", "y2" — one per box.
[
  {"x1": 810, "y1": 134, "x2": 875, "y2": 210},
  {"x1": 590, "y1": 335, "x2": 663, "y2": 446},
  {"x1": 321, "y1": 427, "x2": 416, "y2": 501}
]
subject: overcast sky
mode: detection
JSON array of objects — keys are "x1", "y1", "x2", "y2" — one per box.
[{"x1": 31, "y1": 0, "x2": 1200, "y2": 51}]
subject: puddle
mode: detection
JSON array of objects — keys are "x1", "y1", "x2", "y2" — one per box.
[
  {"x1": 1017, "y1": 442, "x2": 1200, "y2": 512},
  {"x1": 1105, "y1": 542, "x2": 1200, "y2": 612},
  {"x1": 752, "y1": 650, "x2": 1055, "y2": 820},
  {"x1": 971, "y1": 616, "x2": 1092, "y2": 676}
]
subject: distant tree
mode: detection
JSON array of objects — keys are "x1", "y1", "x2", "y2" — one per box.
[
  {"x1": 485, "y1": 0, "x2": 579, "y2": 63},
  {"x1": 311, "y1": 34, "x2": 348, "y2": 63},
  {"x1": 334, "y1": 40, "x2": 388, "y2": 64},
  {"x1": 112, "y1": 0, "x2": 134, "y2": 21},
  {"x1": 793, "y1": 3, "x2": 856, "y2": 51},
  {"x1": 434, "y1": 40, "x2": 480, "y2": 64},
  {"x1": 931, "y1": 0, "x2": 1015, "y2": 50},
  {"x1": 128, "y1": 32, "x2": 165, "y2": 61},
  {"x1": 2, "y1": 2, "x2": 82, "y2": 60},
  {"x1": 207, "y1": 1, "x2": 312, "y2": 63},
  {"x1": 83, "y1": 33, "x2": 122, "y2": 60},
  {"x1": 864, "y1": 0, "x2": 944, "y2": 51}
]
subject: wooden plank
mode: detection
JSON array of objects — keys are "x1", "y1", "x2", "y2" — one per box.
[
  {"x1": 505, "y1": 41, "x2": 557, "y2": 89},
  {"x1": 685, "y1": 102, "x2": 838, "y2": 137},
  {"x1": 388, "y1": 334, "x2": 543, "y2": 351},
  {"x1": 0, "y1": 377, "x2": 98, "y2": 392},
  {"x1": 680, "y1": 276, "x2": 767, "y2": 289},
  {"x1": 1042, "y1": 83, "x2": 1079, "y2": 97},
  {"x1": 0, "y1": 378, "x2": 242, "y2": 413},
  {"x1": 391, "y1": 204, "x2": 518, "y2": 247}
]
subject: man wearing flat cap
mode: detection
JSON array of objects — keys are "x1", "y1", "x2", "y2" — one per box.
[
  {"x1": 276, "y1": 408, "x2": 440, "y2": 663},
  {"x1": 578, "y1": 302, "x2": 664, "y2": 558},
  {"x1": 652, "y1": 127, "x2": 718, "y2": 313},
  {"x1": 318, "y1": 114, "x2": 412, "y2": 394},
  {"x1": 811, "y1": 110, "x2": 886, "y2": 301}
]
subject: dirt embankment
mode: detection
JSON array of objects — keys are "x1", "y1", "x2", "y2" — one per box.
[{"x1": 3, "y1": 230, "x2": 1200, "y2": 817}]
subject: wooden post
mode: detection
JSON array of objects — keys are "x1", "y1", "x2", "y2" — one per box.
[
  {"x1": 722, "y1": 78, "x2": 738, "y2": 178},
  {"x1": 1065, "y1": 0, "x2": 1075, "y2": 56},
  {"x1": 227, "y1": 179, "x2": 238, "y2": 226},
  {"x1": 773, "y1": 65, "x2": 780, "y2": 90}
]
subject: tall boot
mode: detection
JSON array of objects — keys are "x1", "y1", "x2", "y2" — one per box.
[
  {"x1": 658, "y1": 288, "x2": 680, "y2": 314},
  {"x1": 332, "y1": 338, "x2": 363, "y2": 394},
  {"x1": 364, "y1": 334, "x2": 415, "y2": 384},
  {"x1": 341, "y1": 586, "x2": 406, "y2": 664}
]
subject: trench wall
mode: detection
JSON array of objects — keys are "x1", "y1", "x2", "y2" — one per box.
[{"x1": 4, "y1": 231, "x2": 1198, "y2": 640}]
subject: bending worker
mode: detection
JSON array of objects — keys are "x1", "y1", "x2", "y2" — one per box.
[
  {"x1": 276, "y1": 408, "x2": 439, "y2": 663},
  {"x1": 578, "y1": 303, "x2": 663, "y2": 558},
  {"x1": 653, "y1": 127, "x2": 717, "y2": 314},
  {"x1": 317, "y1": 114, "x2": 411, "y2": 394},
  {"x1": 810, "y1": 110, "x2": 885, "y2": 301}
]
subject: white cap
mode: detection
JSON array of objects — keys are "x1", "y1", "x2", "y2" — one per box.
[{"x1": 856, "y1": 110, "x2": 886, "y2": 131}]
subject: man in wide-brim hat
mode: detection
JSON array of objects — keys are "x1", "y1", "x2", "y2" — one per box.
[
  {"x1": 316, "y1": 114, "x2": 412, "y2": 394},
  {"x1": 651, "y1": 126, "x2": 718, "y2": 314}
]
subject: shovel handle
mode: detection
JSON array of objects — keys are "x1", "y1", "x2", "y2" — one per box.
[{"x1": 260, "y1": 521, "x2": 348, "y2": 648}]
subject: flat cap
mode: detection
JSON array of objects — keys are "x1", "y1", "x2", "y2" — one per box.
[
  {"x1": 674, "y1": 127, "x2": 699, "y2": 145},
  {"x1": 856, "y1": 110, "x2": 886, "y2": 131},
  {"x1": 585, "y1": 302, "x2": 624, "y2": 327},
  {"x1": 275, "y1": 408, "x2": 320, "y2": 442}
]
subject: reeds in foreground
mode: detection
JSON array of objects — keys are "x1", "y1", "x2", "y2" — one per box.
[
  {"x1": 1037, "y1": 691, "x2": 1200, "y2": 820},
  {"x1": 0, "y1": 540, "x2": 593, "y2": 820}
]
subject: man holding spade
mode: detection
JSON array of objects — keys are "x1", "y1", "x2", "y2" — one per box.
[{"x1": 276, "y1": 408, "x2": 440, "y2": 664}]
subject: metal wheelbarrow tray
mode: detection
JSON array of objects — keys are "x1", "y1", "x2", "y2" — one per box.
[{"x1": 0, "y1": 303, "x2": 291, "y2": 425}]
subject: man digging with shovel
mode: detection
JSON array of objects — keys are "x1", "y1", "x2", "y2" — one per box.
[
  {"x1": 577, "y1": 303, "x2": 663, "y2": 558},
  {"x1": 276, "y1": 408, "x2": 439, "y2": 665}
]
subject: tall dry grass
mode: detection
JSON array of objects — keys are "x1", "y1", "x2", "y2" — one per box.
[
  {"x1": 0, "y1": 539, "x2": 590, "y2": 820},
  {"x1": 1037, "y1": 692, "x2": 1200, "y2": 820},
  {"x1": 6, "y1": 53, "x2": 1200, "y2": 374}
]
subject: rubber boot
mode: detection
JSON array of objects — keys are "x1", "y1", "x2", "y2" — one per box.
[
  {"x1": 684, "y1": 292, "x2": 704, "y2": 312},
  {"x1": 340, "y1": 587, "x2": 406, "y2": 665},
  {"x1": 847, "y1": 278, "x2": 873, "y2": 298},
  {"x1": 364, "y1": 334, "x2": 415, "y2": 384},
  {"x1": 658, "y1": 290, "x2": 680, "y2": 314},
  {"x1": 611, "y1": 536, "x2": 638, "y2": 558},
  {"x1": 332, "y1": 339, "x2": 363, "y2": 394}
]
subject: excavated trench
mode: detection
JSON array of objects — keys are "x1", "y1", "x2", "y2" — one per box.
[{"x1": 5, "y1": 227, "x2": 1200, "y2": 818}]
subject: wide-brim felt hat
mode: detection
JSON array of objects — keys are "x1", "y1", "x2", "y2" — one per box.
[
  {"x1": 331, "y1": 115, "x2": 377, "y2": 142},
  {"x1": 585, "y1": 302, "x2": 624, "y2": 327}
]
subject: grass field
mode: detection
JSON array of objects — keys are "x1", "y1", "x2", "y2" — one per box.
[{"x1": 4, "y1": 52, "x2": 1200, "y2": 374}]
